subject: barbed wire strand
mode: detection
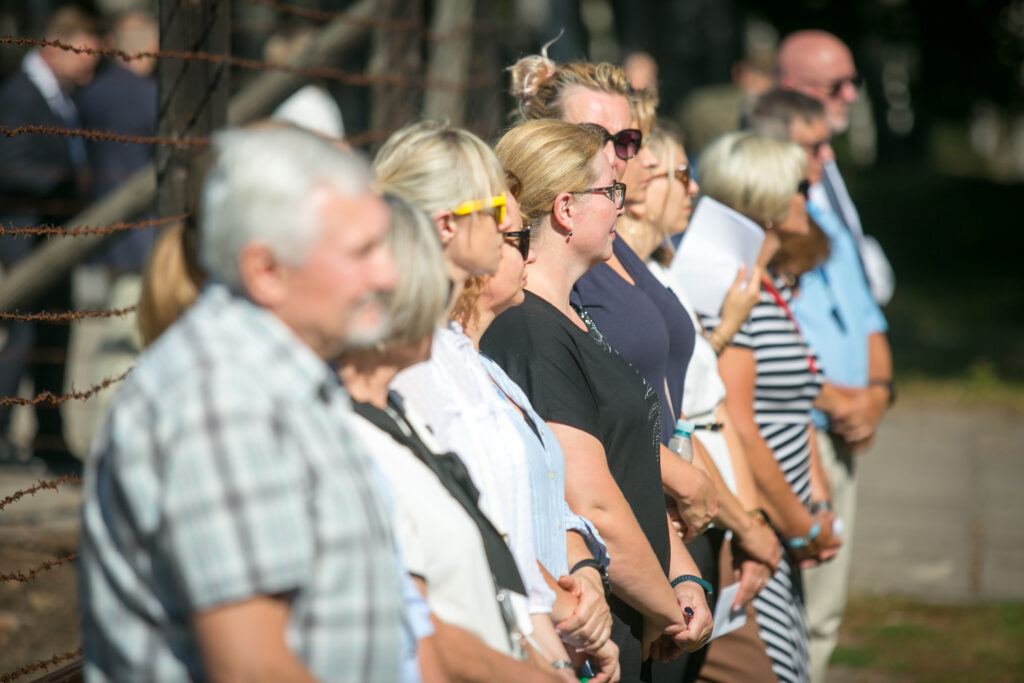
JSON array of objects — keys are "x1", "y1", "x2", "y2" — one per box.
[
  {"x1": 0, "y1": 306, "x2": 137, "y2": 323},
  {"x1": 0, "y1": 124, "x2": 207, "y2": 148},
  {"x1": 0, "y1": 649, "x2": 82, "y2": 683},
  {"x1": 0, "y1": 370, "x2": 130, "y2": 407},
  {"x1": 0, "y1": 214, "x2": 188, "y2": 238},
  {"x1": 0, "y1": 553, "x2": 78, "y2": 584},
  {"x1": 0, "y1": 37, "x2": 493, "y2": 92},
  {"x1": 0, "y1": 476, "x2": 82, "y2": 513}
]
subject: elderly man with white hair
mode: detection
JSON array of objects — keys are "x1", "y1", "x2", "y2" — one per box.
[{"x1": 78, "y1": 126, "x2": 417, "y2": 682}]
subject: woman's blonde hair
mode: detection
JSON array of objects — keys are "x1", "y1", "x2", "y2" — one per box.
[
  {"x1": 643, "y1": 124, "x2": 686, "y2": 266},
  {"x1": 697, "y1": 131, "x2": 806, "y2": 225},
  {"x1": 494, "y1": 119, "x2": 605, "y2": 231},
  {"x1": 137, "y1": 223, "x2": 201, "y2": 347},
  {"x1": 508, "y1": 51, "x2": 635, "y2": 123},
  {"x1": 379, "y1": 193, "x2": 450, "y2": 346},
  {"x1": 373, "y1": 120, "x2": 507, "y2": 217}
]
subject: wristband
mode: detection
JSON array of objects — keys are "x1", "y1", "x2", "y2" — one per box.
[
  {"x1": 669, "y1": 574, "x2": 713, "y2": 595},
  {"x1": 868, "y1": 378, "x2": 896, "y2": 406},
  {"x1": 787, "y1": 521, "x2": 821, "y2": 549},
  {"x1": 570, "y1": 558, "x2": 611, "y2": 600},
  {"x1": 551, "y1": 660, "x2": 574, "y2": 670}
]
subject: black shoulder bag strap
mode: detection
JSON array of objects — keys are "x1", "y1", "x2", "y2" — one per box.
[{"x1": 352, "y1": 395, "x2": 527, "y2": 596}]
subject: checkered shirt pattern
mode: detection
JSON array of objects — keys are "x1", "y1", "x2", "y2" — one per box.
[{"x1": 79, "y1": 284, "x2": 405, "y2": 682}]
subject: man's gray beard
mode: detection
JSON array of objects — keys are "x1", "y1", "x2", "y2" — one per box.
[{"x1": 342, "y1": 298, "x2": 392, "y2": 351}]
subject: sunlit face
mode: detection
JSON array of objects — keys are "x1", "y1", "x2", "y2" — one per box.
[
  {"x1": 46, "y1": 32, "x2": 100, "y2": 88},
  {"x1": 645, "y1": 143, "x2": 699, "y2": 239},
  {"x1": 446, "y1": 190, "x2": 514, "y2": 277},
  {"x1": 789, "y1": 43, "x2": 859, "y2": 134},
  {"x1": 621, "y1": 139, "x2": 656, "y2": 206},
  {"x1": 278, "y1": 188, "x2": 398, "y2": 358},
  {"x1": 560, "y1": 86, "x2": 633, "y2": 180},
  {"x1": 572, "y1": 154, "x2": 622, "y2": 266},
  {"x1": 789, "y1": 116, "x2": 833, "y2": 185},
  {"x1": 479, "y1": 193, "x2": 535, "y2": 316},
  {"x1": 775, "y1": 190, "x2": 811, "y2": 238}
]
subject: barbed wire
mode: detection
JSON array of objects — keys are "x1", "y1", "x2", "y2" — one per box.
[
  {"x1": 0, "y1": 553, "x2": 78, "y2": 584},
  {"x1": 0, "y1": 370, "x2": 130, "y2": 407},
  {"x1": 0, "y1": 649, "x2": 82, "y2": 683},
  {"x1": 0, "y1": 307, "x2": 137, "y2": 323},
  {"x1": 0, "y1": 214, "x2": 187, "y2": 239},
  {"x1": 0, "y1": 476, "x2": 82, "y2": 513},
  {"x1": 0, "y1": 124, "x2": 208, "y2": 148},
  {"x1": 0, "y1": 36, "x2": 493, "y2": 92}
]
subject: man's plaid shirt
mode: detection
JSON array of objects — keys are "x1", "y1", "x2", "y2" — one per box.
[{"x1": 79, "y1": 284, "x2": 406, "y2": 681}]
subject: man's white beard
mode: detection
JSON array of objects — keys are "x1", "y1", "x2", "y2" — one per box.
[{"x1": 343, "y1": 295, "x2": 392, "y2": 350}]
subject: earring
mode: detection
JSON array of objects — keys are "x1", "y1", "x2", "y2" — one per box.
[
  {"x1": 763, "y1": 220, "x2": 774, "y2": 230},
  {"x1": 568, "y1": 230, "x2": 573, "y2": 238}
]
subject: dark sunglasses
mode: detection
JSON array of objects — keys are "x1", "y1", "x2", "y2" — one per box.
[
  {"x1": 580, "y1": 123, "x2": 643, "y2": 161},
  {"x1": 796, "y1": 179, "x2": 810, "y2": 199},
  {"x1": 651, "y1": 163, "x2": 690, "y2": 186},
  {"x1": 575, "y1": 181, "x2": 626, "y2": 209},
  {"x1": 503, "y1": 227, "x2": 530, "y2": 260}
]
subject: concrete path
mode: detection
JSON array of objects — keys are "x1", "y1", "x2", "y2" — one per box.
[{"x1": 848, "y1": 398, "x2": 1024, "y2": 602}]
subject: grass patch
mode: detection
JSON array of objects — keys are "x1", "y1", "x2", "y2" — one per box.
[{"x1": 835, "y1": 594, "x2": 1024, "y2": 682}]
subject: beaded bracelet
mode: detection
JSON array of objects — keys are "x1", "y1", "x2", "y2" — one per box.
[{"x1": 669, "y1": 574, "x2": 713, "y2": 595}]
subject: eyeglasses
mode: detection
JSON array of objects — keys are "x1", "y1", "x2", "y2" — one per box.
[
  {"x1": 651, "y1": 163, "x2": 690, "y2": 186},
  {"x1": 796, "y1": 179, "x2": 810, "y2": 199},
  {"x1": 580, "y1": 123, "x2": 643, "y2": 161},
  {"x1": 452, "y1": 193, "x2": 506, "y2": 225},
  {"x1": 503, "y1": 227, "x2": 530, "y2": 260},
  {"x1": 575, "y1": 181, "x2": 626, "y2": 209}
]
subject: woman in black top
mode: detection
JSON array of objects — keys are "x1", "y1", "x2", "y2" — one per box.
[{"x1": 483, "y1": 118, "x2": 711, "y2": 682}]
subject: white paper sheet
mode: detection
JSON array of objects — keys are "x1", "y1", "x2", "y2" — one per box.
[
  {"x1": 668, "y1": 196, "x2": 765, "y2": 317},
  {"x1": 710, "y1": 581, "x2": 747, "y2": 641}
]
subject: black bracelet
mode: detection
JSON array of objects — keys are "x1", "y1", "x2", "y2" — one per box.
[
  {"x1": 669, "y1": 574, "x2": 713, "y2": 595},
  {"x1": 868, "y1": 378, "x2": 896, "y2": 407},
  {"x1": 570, "y1": 558, "x2": 611, "y2": 600}
]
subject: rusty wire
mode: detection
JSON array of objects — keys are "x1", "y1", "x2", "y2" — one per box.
[
  {"x1": 0, "y1": 124, "x2": 207, "y2": 148},
  {"x1": 0, "y1": 649, "x2": 82, "y2": 683},
  {"x1": 0, "y1": 476, "x2": 82, "y2": 513},
  {"x1": 0, "y1": 553, "x2": 78, "y2": 584},
  {"x1": 0, "y1": 306, "x2": 137, "y2": 323},
  {"x1": 0, "y1": 36, "x2": 493, "y2": 92},
  {"x1": 0, "y1": 370, "x2": 130, "y2": 407},
  {"x1": 0, "y1": 214, "x2": 187, "y2": 239}
]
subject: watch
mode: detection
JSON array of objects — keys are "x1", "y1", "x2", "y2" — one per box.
[{"x1": 570, "y1": 558, "x2": 611, "y2": 600}]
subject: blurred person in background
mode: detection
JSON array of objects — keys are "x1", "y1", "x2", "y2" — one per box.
[
  {"x1": 777, "y1": 29, "x2": 895, "y2": 307},
  {"x1": 633, "y1": 124, "x2": 781, "y2": 683},
  {"x1": 486, "y1": 118, "x2": 713, "y2": 682},
  {"x1": 748, "y1": 88, "x2": 894, "y2": 683},
  {"x1": 697, "y1": 131, "x2": 843, "y2": 683},
  {"x1": 0, "y1": 6, "x2": 100, "y2": 475},
  {"x1": 76, "y1": 10, "x2": 160, "y2": 444},
  {"x1": 79, "y1": 126, "x2": 419, "y2": 682}
]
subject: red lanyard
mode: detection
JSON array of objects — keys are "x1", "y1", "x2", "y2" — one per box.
[{"x1": 760, "y1": 275, "x2": 819, "y2": 375}]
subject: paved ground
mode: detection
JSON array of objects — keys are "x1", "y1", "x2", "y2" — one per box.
[{"x1": 848, "y1": 397, "x2": 1024, "y2": 602}]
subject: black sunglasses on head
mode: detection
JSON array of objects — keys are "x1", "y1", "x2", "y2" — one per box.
[
  {"x1": 580, "y1": 123, "x2": 643, "y2": 161},
  {"x1": 503, "y1": 227, "x2": 530, "y2": 260}
]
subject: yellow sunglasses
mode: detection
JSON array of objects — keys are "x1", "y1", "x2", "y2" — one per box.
[{"x1": 451, "y1": 193, "x2": 507, "y2": 225}]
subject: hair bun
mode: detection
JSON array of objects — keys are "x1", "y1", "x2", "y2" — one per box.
[{"x1": 508, "y1": 54, "x2": 557, "y2": 104}]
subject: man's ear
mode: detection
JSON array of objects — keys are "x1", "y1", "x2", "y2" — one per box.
[
  {"x1": 238, "y1": 242, "x2": 287, "y2": 307},
  {"x1": 432, "y1": 210, "x2": 456, "y2": 246}
]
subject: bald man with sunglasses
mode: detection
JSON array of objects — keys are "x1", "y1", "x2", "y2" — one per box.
[{"x1": 778, "y1": 30, "x2": 896, "y2": 308}]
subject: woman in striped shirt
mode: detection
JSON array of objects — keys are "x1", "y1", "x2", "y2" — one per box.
[{"x1": 694, "y1": 132, "x2": 842, "y2": 683}]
